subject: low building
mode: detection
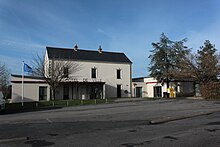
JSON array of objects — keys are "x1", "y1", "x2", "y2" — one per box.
[
  {"x1": 11, "y1": 75, "x2": 49, "y2": 102},
  {"x1": 11, "y1": 45, "x2": 132, "y2": 102},
  {"x1": 132, "y1": 77, "x2": 195, "y2": 98}
]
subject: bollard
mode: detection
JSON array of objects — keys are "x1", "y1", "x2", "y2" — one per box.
[
  {"x1": 95, "y1": 99, "x2": 97, "y2": 104},
  {"x1": 81, "y1": 100, "x2": 83, "y2": 105},
  {"x1": 67, "y1": 101, "x2": 69, "y2": 107},
  {"x1": 105, "y1": 98, "x2": 108, "y2": 103},
  {"x1": 36, "y1": 102, "x2": 38, "y2": 108},
  {"x1": 53, "y1": 101, "x2": 55, "y2": 107}
]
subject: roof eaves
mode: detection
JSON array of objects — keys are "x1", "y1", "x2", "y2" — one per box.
[{"x1": 11, "y1": 74, "x2": 44, "y2": 80}]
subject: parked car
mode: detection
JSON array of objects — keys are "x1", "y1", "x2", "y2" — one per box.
[{"x1": 0, "y1": 98, "x2": 5, "y2": 111}]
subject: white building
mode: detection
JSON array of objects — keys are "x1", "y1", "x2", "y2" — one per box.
[
  {"x1": 11, "y1": 46, "x2": 132, "y2": 102},
  {"x1": 11, "y1": 75, "x2": 49, "y2": 102},
  {"x1": 132, "y1": 77, "x2": 195, "y2": 98}
]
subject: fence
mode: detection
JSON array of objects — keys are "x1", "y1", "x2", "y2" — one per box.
[{"x1": 4, "y1": 99, "x2": 112, "y2": 112}]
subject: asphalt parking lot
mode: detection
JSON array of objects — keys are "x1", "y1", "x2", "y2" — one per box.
[{"x1": 1, "y1": 98, "x2": 220, "y2": 147}]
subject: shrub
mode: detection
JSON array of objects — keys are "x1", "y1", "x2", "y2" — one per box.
[{"x1": 200, "y1": 82, "x2": 220, "y2": 99}]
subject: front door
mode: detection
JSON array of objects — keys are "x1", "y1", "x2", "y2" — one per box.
[
  {"x1": 117, "y1": 85, "x2": 121, "y2": 98},
  {"x1": 136, "y1": 87, "x2": 142, "y2": 97}
]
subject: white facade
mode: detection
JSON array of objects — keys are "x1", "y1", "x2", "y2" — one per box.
[
  {"x1": 132, "y1": 77, "x2": 167, "y2": 98},
  {"x1": 11, "y1": 76, "x2": 50, "y2": 102},
  {"x1": 47, "y1": 59, "x2": 132, "y2": 100},
  {"x1": 132, "y1": 77, "x2": 195, "y2": 98},
  {"x1": 66, "y1": 60, "x2": 131, "y2": 97}
]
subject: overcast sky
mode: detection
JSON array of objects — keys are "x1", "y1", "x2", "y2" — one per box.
[{"x1": 0, "y1": 0, "x2": 220, "y2": 77}]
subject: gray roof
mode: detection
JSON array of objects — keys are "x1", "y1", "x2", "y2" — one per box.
[
  {"x1": 46, "y1": 47, "x2": 132, "y2": 64},
  {"x1": 11, "y1": 74, "x2": 44, "y2": 80},
  {"x1": 132, "y1": 77, "x2": 147, "y2": 82}
]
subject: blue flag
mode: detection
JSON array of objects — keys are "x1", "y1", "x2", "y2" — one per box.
[{"x1": 24, "y1": 63, "x2": 33, "y2": 73}]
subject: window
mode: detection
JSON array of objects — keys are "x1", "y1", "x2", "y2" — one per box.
[
  {"x1": 91, "y1": 68, "x2": 97, "y2": 78},
  {"x1": 117, "y1": 69, "x2": 121, "y2": 79},
  {"x1": 39, "y1": 87, "x2": 47, "y2": 101},
  {"x1": 153, "y1": 86, "x2": 162, "y2": 97},
  {"x1": 63, "y1": 67, "x2": 69, "y2": 78},
  {"x1": 136, "y1": 87, "x2": 142, "y2": 97}
]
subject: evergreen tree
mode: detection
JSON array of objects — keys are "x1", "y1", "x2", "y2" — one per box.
[
  {"x1": 197, "y1": 40, "x2": 218, "y2": 83},
  {"x1": 148, "y1": 33, "x2": 190, "y2": 86}
]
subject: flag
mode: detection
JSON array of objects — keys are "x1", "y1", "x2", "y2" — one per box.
[
  {"x1": 24, "y1": 63, "x2": 33, "y2": 73},
  {"x1": 22, "y1": 62, "x2": 32, "y2": 106}
]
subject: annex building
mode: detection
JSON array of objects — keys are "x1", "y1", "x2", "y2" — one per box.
[{"x1": 132, "y1": 77, "x2": 195, "y2": 98}]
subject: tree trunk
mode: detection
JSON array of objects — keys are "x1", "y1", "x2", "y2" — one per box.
[
  {"x1": 50, "y1": 87, "x2": 55, "y2": 100},
  {"x1": 166, "y1": 77, "x2": 169, "y2": 88},
  {"x1": 166, "y1": 77, "x2": 169, "y2": 98}
]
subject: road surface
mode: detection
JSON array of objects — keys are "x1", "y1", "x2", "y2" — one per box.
[{"x1": 0, "y1": 99, "x2": 220, "y2": 147}]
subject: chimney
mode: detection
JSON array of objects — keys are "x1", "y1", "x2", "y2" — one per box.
[
  {"x1": 98, "y1": 45, "x2": 102, "y2": 53},
  {"x1": 74, "y1": 44, "x2": 78, "y2": 51}
]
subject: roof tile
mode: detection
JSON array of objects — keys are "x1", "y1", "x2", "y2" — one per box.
[{"x1": 46, "y1": 47, "x2": 132, "y2": 64}]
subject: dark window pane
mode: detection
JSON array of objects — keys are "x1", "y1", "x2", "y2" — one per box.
[
  {"x1": 39, "y1": 87, "x2": 47, "y2": 101},
  {"x1": 117, "y1": 69, "x2": 121, "y2": 79},
  {"x1": 92, "y1": 68, "x2": 96, "y2": 78},
  {"x1": 153, "y1": 86, "x2": 162, "y2": 97}
]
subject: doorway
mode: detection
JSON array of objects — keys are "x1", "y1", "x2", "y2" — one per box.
[
  {"x1": 136, "y1": 87, "x2": 142, "y2": 97},
  {"x1": 154, "y1": 86, "x2": 162, "y2": 97},
  {"x1": 117, "y1": 85, "x2": 121, "y2": 98}
]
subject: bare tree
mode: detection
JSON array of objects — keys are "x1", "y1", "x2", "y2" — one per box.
[
  {"x1": 174, "y1": 40, "x2": 219, "y2": 82},
  {"x1": 171, "y1": 40, "x2": 220, "y2": 98},
  {"x1": 33, "y1": 54, "x2": 80, "y2": 100},
  {"x1": 168, "y1": 53, "x2": 199, "y2": 80},
  {"x1": 0, "y1": 62, "x2": 10, "y2": 98}
]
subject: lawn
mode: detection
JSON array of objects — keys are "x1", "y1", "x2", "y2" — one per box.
[{"x1": 3, "y1": 99, "x2": 114, "y2": 113}]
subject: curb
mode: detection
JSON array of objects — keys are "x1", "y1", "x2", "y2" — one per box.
[
  {"x1": 0, "y1": 137, "x2": 29, "y2": 143},
  {"x1": 149, "y1": 111, "x2": 215, "y2": 125},
  {"x1": 114, "y1": 98, "x2": 161, "y2": 103},
  {"x1": 114, "y1": 98, "x2": 144, "y2": 103}
]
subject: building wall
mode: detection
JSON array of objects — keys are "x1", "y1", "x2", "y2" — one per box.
[
  {"x1": 132, "y1": 77, "x2": 195, "y2": 98},
  {"x1": 49, "y1": 59, "x2": 132, "y2": 98},
  {"x1": 133, "y1": 78, "x2": 166, "y2": 98},
  {"x1": 132, "y1": 82, "x2": 147, "y2": 97},
  {"x1": 44, "y1": 50, "x2": 50, "y2": 76},
  {"x1": 11, "y1": 76, "x2": 50, "y2": 102},
  {"x1": 146, "y1": 78, "x2": 168, "y2": 97},
  {"x1": 181, "y1": 82, "x2": 194, "y2": 93}
]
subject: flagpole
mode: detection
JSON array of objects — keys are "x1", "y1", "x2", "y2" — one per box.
[{"x1": 22, "y1": 61, "x2": 24, "y2": 107}]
